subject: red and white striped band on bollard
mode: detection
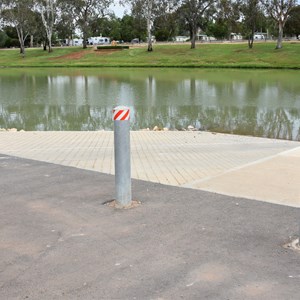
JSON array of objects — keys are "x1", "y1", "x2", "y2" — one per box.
[
  {"x1": 113, "y1": 106, "x2": 132, "y2": 207},
  {"x1": 113, "y1": 106, "x2": 130, "y2": 121}
]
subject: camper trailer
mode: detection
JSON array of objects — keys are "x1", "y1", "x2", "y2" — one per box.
[
  {"x1": 59, "y1": 38, "x2": 83, "y2": 46},
  {"x1": 87, "y1": 37, "x2": 110, "y2": 45},
  {"x1": 73, "y1": 38, "x2": 83, "y2": 46}
]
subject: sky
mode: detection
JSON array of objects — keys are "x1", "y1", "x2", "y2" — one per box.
[{"x1": 110, "y1": 3, "x2": 129, "y2": 17}]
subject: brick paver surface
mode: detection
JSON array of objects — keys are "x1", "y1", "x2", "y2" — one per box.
[{"x1": 1, "y1": 131, "x2": 299, "y2": 206}]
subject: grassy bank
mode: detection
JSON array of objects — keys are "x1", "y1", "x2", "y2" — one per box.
[{"x1": 0, "y1": 42, "x2": 300, "y2": 69}]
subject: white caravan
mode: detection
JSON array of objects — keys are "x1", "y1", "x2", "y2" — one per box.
[{"x1": 88, "y1": 37, "x2": 110, "y2": 45}]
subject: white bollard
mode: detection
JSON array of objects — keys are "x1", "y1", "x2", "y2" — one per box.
[{"x1": 113, "y1": 106, "x2": 132, "y2": 207}]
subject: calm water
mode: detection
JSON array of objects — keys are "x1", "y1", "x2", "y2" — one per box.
[{"x1": 0, "y1": 68, "x2": 299, "y2": 140}]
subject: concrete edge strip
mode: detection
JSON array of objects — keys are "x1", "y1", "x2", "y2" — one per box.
[
  {"x1": 181, "y1": 145, "x2": 300, "y2": 189},
  {"x1": 191, "y1": 186, "x2": 300, "y2": 208}
]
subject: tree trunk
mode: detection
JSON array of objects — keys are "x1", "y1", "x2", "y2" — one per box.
[
  {"x1": 248, "y1": 37, "x2": 253, "y2": 49},
  {"x1": 147, "y1": 39, "x2": 153, "y2": 52},
  {"x1": 83, "y1": 31, "x2": 87, "y2": 49},
  {"x1": 30, "y1": 35, "x2": 33, "y2": 48},
  {"x1": 191, "y1": 29, "x2": 196, "y2": 49},
  {"x1": 44, "y1": 25, "x2": 52, "y2": 52},
  {"x1": 40, "y1": 4, "x2": 54, "y2": 53},
  {"x1": 82, "y1": 24, "x2": 88, "y2": 49},
  {"x1": 248, "y1": 29, "x2": 254, "y2": 49},
  {"x1": 147, "y1": 18, "x2": 153, "y2": 52},
  {"x1": 19, "y1": 42, "x2": 25, "y2": 56},
  {"x1": 276, "y1": 21, "x2": 283, "y2": 49},
  {"x1": 48, "y1": 36, "x2": 52, "y2": 52},
  {"x1": 16, "y1": 26, "x2": 25, "y2": 57}
]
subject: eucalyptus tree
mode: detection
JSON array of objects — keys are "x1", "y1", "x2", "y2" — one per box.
[
  {"x1": 0, "y1": 0, "x2": 34, "y2": 55},
  {"x1": 153, "y1": 10, "x2": 178, "y2": 40},
  {"x1": 35, "y1": 0, "x2": 57, "y2": 52},
  {"x1": 128, "y1": 0, "x2": 179, "y2": 51},
  {"x1": 178, "y1": 0, "x2": 216, "y2": 49},
  {"x1": 118, "y1": 14, "x2": 140, "y2": 41},
  {"x1": 128, "y1": 0, "x2": 155, "y2": 51},
  {"x1": 130, "y1": 1, "x2": 147, "y2": 42},
  {"x1": 263, "y1": 0, "x2": 297, "y2": 48},
  {"x1": 241, "y1": 0, "x2": 260, "y2": 48},
  {"x1": 285, "y1": 5, "x2": 300, "y2": 37},
  {"x1": 30, "y1": 10, "x2": 49, "y2": 48},
  {"x1": 154, "y1": 1, "x2": 179, "y2": 41},
  {"x1": 215, "y1": 0, "x2": 241, "y2": 39},
  {"x1": 89, "y1": 13, "x2": 122, "y2": 39},
  {"x1": 61, "y1": 0, "x2": 113, "y2": 49},
  {"x1": 55, "y1": 11, "x2": 76, "y2": 45},
  {"x1": 145, "y1": 0, "x2": 156, "y2": 51}
]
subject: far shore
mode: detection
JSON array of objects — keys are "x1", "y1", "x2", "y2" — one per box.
[{"x1": 0, "y1": 41, "x2": 300, "y2": 69}]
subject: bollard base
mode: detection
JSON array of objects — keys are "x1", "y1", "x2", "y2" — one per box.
[{"x1": 105, "y1": 199, "x2": 141, "y2": 210}]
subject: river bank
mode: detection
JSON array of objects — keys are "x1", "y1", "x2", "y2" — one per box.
[{"x1": 1, "y1": 41, "x2": 300, "y2": 69}]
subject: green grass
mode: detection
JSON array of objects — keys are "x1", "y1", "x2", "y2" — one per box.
[{"x1": 0, "y1": 42, "x2": 300, "y2": 69}]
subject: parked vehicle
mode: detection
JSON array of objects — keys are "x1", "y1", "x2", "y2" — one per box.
[
  {"x1": 73, "y1": 38, "x2": 83, "y2": 46},
  {"x1": 59, "y1": 38, "x2": 83, "y2": 46},
  {"x1": 87, "y1": 36, "x2": 110, "y2": 45},
  {"x1": 131, "y1": 38, "x2": 139, "y2": 44},
  {"x1": 254, "y1": 34, "x2": 264, "y2": 40}
]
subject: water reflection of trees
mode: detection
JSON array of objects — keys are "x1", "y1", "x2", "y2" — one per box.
[
  {"x1": 1, "y1": 104, "x2": 299, "y2": 141},
  {"x1": 1, "y1": 69, "x2": 300, "y2": 141},
  {"x1": 134, "y1": 105, "x2": 299, "y2": 141}
]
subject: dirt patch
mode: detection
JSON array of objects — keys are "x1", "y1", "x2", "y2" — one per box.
[
  {"x1": 104, "y1": 199, "x2": 141, "y2": 209},
  {"x1": 49, "y1": 48, "x2": 122, "y2": 61},
  {"x1": 283, "y1": 238, "x2": 300, "y2": 252},
  {"x1": 49, "y1": 50, "x2": 91, "y2": 60}
]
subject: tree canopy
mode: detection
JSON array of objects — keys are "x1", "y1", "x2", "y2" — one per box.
[{"x1": 0, "y1": 0, "x2": 299, "y2": 54}]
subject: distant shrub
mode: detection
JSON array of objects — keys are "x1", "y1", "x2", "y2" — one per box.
[
  {"x1": 0, "y1": 31, "x2": 8, "y2": 48},
  {"x1": 96, "y1": 45, "x2": 129, "y2": 50},
  {"x1": 5, "y1": 38, "x2": 20, "y2": 48}
]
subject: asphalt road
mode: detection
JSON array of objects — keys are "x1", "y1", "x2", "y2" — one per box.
[{"x1": 1, "y1": 155, "x2": 299, "y2": 299}]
